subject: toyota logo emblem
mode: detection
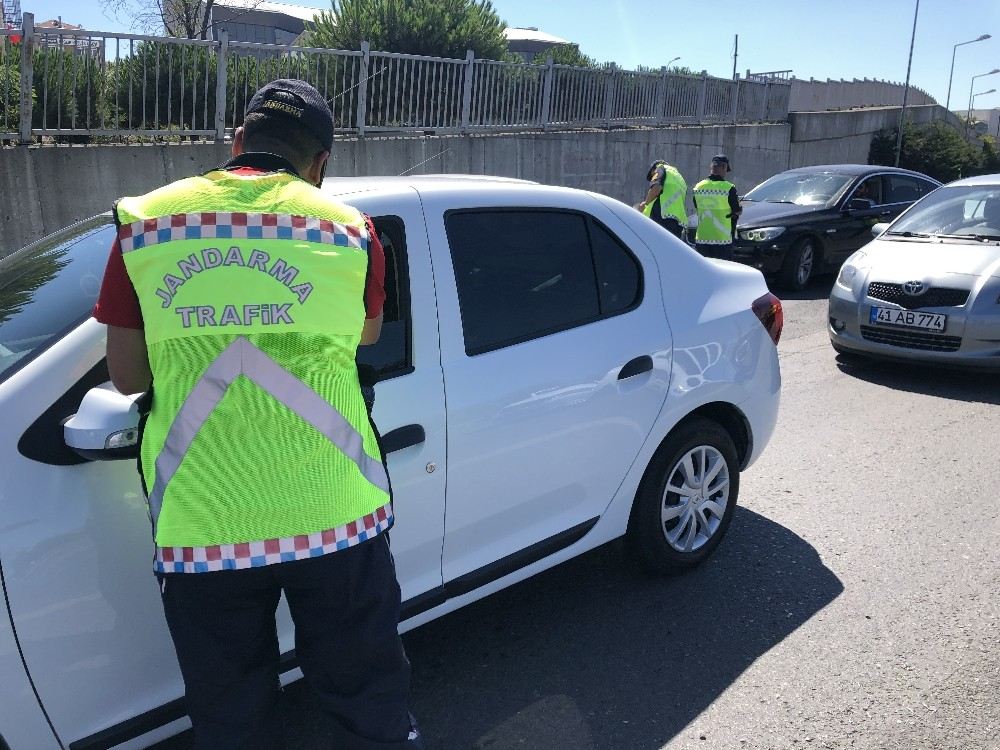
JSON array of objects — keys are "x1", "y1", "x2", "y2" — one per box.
[{"x1": 902, "y1": 280, "x2": 925, "y2": 295}]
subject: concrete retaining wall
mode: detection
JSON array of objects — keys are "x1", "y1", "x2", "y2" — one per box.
[
  {"x1": 0, "y1": 103, "x2": 965, "y2": 255},
  {"x1": 789, "y1": 78, "x2": 936, "y2": 112},
  {"x1": 788, "y1": 104, "x2": 960, "y2": 168},
  {"x1": 0, "y1": 123, "x2": 791, "y2": 255}
]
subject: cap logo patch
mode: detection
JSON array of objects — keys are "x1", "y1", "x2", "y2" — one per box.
[{"x1": 263, "y1": 99, "x2": 303, "y2": 118}]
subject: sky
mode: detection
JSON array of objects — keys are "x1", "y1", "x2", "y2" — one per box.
[{"x1": 26, "y1": 0, "x2": 1000, "y2": 113}]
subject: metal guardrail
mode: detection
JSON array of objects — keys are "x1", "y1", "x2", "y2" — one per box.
[{"x1": 2, "y1": 12, "x2": 790, "y2": 145}]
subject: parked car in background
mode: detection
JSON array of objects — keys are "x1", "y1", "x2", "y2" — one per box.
[
  {"x1": 732, "y1": 165, "x2": 941, "y2": 290},
  {"x1": 829, "y1": 173, "x2": 1000, "y2": 369},
  {"x1": 0, "y1": 176, "x2": 782, "y2": 749}
]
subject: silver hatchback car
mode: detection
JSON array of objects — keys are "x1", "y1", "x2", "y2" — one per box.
[{"x1": 829, "y1": 173, "x2": 1000, "y2": 369}]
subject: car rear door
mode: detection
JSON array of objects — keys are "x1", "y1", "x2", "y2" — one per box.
[{"x1": 423, "y1": 188, "x2": 672, "y2": 586}]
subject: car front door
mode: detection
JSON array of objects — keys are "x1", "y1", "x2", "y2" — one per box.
[
  {"x1": 351, "y1": 198, "x2": 448, "y2": 611},
  {"x1": 424, "y1": 191, "x2": 672, "y2": 586},
  {"x1": 0, "y1": 198, "x2": 446, "y2": 748},
  {"x1": 828, "y1": 175, "x2": 894, "y2": 262}
]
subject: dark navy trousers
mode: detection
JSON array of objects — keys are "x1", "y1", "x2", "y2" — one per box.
[{"x1": 158, "y1": 534, "x2": 412, "y2": 749}]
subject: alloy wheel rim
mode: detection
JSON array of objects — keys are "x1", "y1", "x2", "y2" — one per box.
[
  {"x1": 797, "y1": 244, "x2": 814, "y2": 285},
  {"x1": 660, "y1": 445, "x2": 730, "y2": 553}
]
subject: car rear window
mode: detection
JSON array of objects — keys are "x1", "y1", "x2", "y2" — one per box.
[{"x1": 0, "y1": 218, "x2": 113, "y2": 383}]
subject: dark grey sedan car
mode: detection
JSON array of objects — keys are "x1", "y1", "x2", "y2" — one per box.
[{"x1": 733, "y1": 165, "x2": 941, "y2": 290}]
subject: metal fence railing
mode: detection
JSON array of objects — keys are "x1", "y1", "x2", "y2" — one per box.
[{"x1": 2, "y1": 12, "x2": 790, "y2": 145}]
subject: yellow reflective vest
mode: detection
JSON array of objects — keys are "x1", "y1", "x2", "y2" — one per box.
[
  {"x1": 116, "y1": 163, "x2": 391, "y2": 573},
  {"x1": 643, "y1": 163, "x2": 688, "y2": 225},
  {"x1": 693, "y1": 178, "x2": 737, "y2": 245}
]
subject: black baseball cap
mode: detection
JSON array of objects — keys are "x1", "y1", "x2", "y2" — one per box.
[
  {"x1": 246, "y1": 79, "x2": 334, "y2": 151},
  {"x1": 711, "y1": 153, "x2": 731, "y2": 167}
]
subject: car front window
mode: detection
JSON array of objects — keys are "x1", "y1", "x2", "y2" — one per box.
[
  {"x1": 886, "y1": 185, "x2": 1000, "y2": 240},
  {"x1": 743, "y1": 173, "x2": 853, "y2": 207},
  {"x1": 0, "y1": 218, "x2": 114, "y2": 383}
]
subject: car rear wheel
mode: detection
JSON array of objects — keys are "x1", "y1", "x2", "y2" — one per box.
[
  {"x1": 627, "y1": 417, "x2": 739, "y2": 573},
  {"x1": 779, "y1": 237, "x2": 817, "y2": 291}
]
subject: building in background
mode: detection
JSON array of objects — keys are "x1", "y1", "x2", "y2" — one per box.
[
  {"x1": 504, "y1": 27, "x2": 572, "y2": 62},
  {"x1": 36, "y1": 17, "x2": 103, "y2": 58},
  {"x1": 969, "y1": 108, "x2": 1000, "y2": 138},
  {"x1": 2, "y1": 0, "x2": 22, "y2": 30},
  {"x1": 209, "y1": 0, "x2": 322, "y2": 45}
]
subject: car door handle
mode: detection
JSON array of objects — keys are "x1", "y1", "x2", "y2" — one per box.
[
  {"x1": 618, "y1": 355, "x2": 653, "y2": 380},
  {"x1": 879, "y1": 210, "x2": 892, "y2": 216},
  {"x1": 381, "y1": 424, "x2": 425, "y2": 454}
]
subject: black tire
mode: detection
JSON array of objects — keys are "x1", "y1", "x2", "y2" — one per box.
[
  {"x1": 778, "y1": 237, "x2": 818, "y2": 291},
  {"x1": 627, "y1": 417, "x2": 740, "y2": 574}
]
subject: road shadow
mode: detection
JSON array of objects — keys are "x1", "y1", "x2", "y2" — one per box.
[
  {"x1": 835, "y1": 354, "x2": 1000, "y2": 405},
  {"x1": 768, "y1": 274, "x2": 834, "y2": 302},
  {"x1": 256, "y1": 508, "x2": 839, "y2": 750}
]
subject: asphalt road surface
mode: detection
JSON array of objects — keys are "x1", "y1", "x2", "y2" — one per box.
[{"x1": 155, "y1": 277, "x2": 999, "y2": 750}]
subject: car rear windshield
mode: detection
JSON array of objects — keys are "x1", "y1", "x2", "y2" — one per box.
[
  {"x1": 887, "y1": 185, "x2": 1000, "y2": 240},
  {"x1": 0, "y1": 218, "x2": 114, "y2": 383},
  {"x1": 743, "y1": 172, "x2": 853, "y2": 207}
]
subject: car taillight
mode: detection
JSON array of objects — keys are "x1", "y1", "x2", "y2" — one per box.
[{"x1": 752, "y1": 292, "x2": 783, "y2": 345}]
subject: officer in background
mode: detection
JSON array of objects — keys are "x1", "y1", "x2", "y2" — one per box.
[
  {"x1": 93, "y1": 79, "x2": 423, "y2": 750},
  {"x1": 636, "y1": 159, "x2": 688, "y2": 239},
  {"x1": 692, "y1": 153, "x2": 742, "y2": 260}
]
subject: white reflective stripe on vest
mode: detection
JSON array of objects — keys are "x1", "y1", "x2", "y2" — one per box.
[
  {"x1": 146, "y1": 335, "x2": 389, "y2": 531},
  {"x1": 661, "y1": 188, "x2": 684, "y2": 211},
  {"x1": 698, "y1": 211, "x2": 733, "y2": 245}
]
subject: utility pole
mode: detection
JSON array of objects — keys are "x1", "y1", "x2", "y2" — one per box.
[
  {"x1": 733, "y1": 34, "x2": 739, "y2": 80},
  {"x1": 894, "y1": 0, "x2": 920, "y2": 167}
]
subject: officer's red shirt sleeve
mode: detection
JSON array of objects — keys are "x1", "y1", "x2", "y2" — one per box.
[
  {"x1": 92, "y1": 237, "x2": 144, "y2": 329},
  {"x1": 364, "y1": 215, "x2": 386, "y2": 320}
]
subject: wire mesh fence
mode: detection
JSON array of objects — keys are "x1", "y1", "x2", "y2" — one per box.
[{"x1": 7, "y1": 13, "x2": 790, "y2": 145}]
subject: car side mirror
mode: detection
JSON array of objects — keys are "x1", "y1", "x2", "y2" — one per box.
[
  {"x1": 64, "y1": 387, "x2": 142, "y2": 461},
  {"x1": 847, "y1": 198, "x2": 875, "y2": 212},
  {"x1": 870, "y1": 222, "x2": 889, "y2": 238}
]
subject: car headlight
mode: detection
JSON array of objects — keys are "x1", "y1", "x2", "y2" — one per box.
[
  {"x1": 837, "y1": 251, "x2": 867, "y2": 288},
  {"x1": 837, "y1": 265, "x2": 858, "y2": 287},
  {"x1": 739, "y1": 226, "x2": 786, "y2": 242}
]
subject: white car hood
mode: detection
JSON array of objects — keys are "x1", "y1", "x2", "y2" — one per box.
[{"x1": 864, "y1": 238, "x2": 1000, "y2": 280}]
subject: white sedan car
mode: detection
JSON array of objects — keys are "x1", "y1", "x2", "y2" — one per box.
[
  {"x1": 0, "y1": 176, "x2": 781, "y2": 749},
  {"x1": 829, "y1": 173, "x2": 1000, "y2": 369}
]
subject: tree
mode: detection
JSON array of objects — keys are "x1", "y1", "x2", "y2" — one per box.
[
  {"x1": 101, "y1": 0, "x2": 264, "y2": 40},
  {"x1": 532, "y1": 44, "x2": 597, "y2": 68},
  {"x1": 306, "y1": 0, "x2": 509, "y2": 61},
  {"x1": 869, "y1": 121, "x2": 983, "y2": 183}
]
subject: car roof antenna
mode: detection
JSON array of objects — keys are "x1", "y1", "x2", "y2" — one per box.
[{"x1": 398, "y1": 148, "x2": 450, "y2": 176}]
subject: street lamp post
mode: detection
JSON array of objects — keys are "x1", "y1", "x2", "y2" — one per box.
[
  {"x1": 968, "y1": 69, "x2": 1000, "y2": 125},
  {"x1": 946, "y1": 33, "x2": 991, "y2": 111},
  {"x1": 666, "y1": 56, "x2": 680, "y2": 69}
]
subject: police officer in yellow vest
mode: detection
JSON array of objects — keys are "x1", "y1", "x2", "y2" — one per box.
[
  {"x1": 692, "y1": 154, "x2": 742, "y2": 260},
  {"x1": 637, "y1": 159, "x2": 688, "y2": 239},
  {"x1": 94, "y1": 80, "x2": 423, "y2": 750}
]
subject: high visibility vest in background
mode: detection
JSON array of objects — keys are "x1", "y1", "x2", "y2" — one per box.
[
  {"x1": 116, "y1": 167, "x2": 391, "y2": 572},
  {"x1": 643, "y1": 163, "x2": 688, "y2": 225},
  {"x1": 693, "y1": 178, "x2": 737, "y2": 245}
]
